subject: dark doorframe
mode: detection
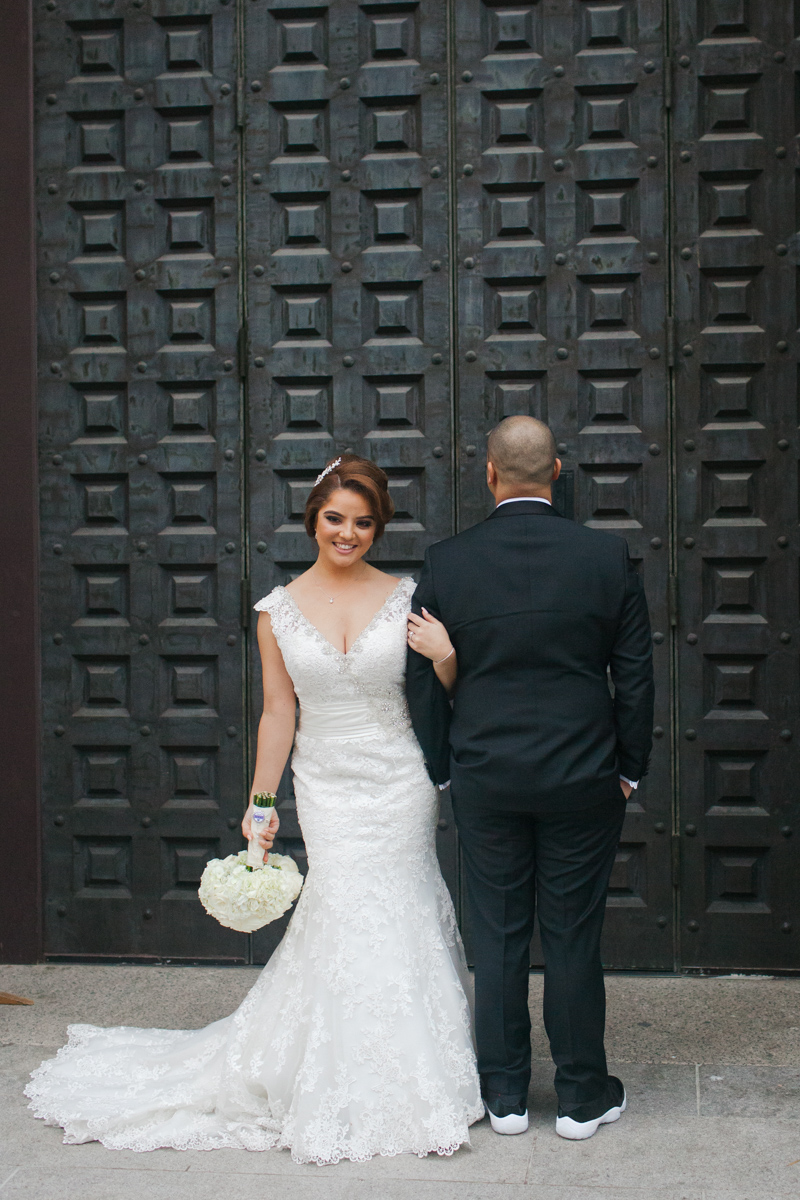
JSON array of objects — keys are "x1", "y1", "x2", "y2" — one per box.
[{"x1": 0, "y1": 1, "x2": 41, "y2": 963}]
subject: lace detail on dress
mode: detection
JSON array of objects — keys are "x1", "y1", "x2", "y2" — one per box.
[{"x1": 27, "y1": 572, "x2": 482, "y2": 1164}]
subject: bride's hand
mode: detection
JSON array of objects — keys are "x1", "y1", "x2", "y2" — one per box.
[
  {"x1": 241, "y1": 804, "x2": 280, "y2": 859},
  {"x1": 407, "y1": 608, "x2": 453, "y2": 663}
]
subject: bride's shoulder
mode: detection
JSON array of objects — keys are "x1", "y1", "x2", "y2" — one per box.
[
  {"x1": 253, "y1": 585, "x2": 290, "y2": 615},
  {"x1": 388, "y1": 574, "x2": 417, "y2": 603}
]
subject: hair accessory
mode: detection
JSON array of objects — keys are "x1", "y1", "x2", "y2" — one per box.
[{"x1": 314, "y1": 457, "x2": 342, "y2": 487}]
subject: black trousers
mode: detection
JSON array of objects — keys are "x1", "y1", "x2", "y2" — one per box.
[{"x1": 454, "y1": 792, "x2": 626, "y2": 1116}]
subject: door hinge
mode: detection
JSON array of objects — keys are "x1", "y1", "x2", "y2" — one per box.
[
  {"x1": 664, "y1": 55, "x2": 673, "y2": 111},
  {"x1": 237, "y1": 321, "x2": 249, "y2": 379},
  {"x1": 236, "y1": 77, "x2": 245, "y2": 129},
  {"x1": 671, "y1": 833, "x2": 680, "y2": 884},
  {"x1": 668, "y1": 574, "x2": 678, "y2": 627},
  {"x1": 241, "y1": 578, "x2": 251, "y2": 628}
]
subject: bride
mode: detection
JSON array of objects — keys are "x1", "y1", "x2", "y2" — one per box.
[{"x1": 26, "y1": 455, "x2": 483, "y2": 1164}]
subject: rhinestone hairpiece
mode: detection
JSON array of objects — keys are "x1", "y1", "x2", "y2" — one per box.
[{"x1": 314, "y1": 457, "x2": 342, "y2": 487}]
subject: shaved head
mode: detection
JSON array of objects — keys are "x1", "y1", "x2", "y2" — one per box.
[{"x1": 486, "y1": 416, "x2": 557, "y2": 487}]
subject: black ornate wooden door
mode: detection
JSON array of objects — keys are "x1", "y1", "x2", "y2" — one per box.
[
  {"x1": 33, "y1": 0, "x2": 800, "y2": 970},
  {"x1": 452, "y1": 0, "x2": 674, "y2": 967},
  {"x1": 672, "y1": 1, "x2": 800, "y2": 969},
  {"x1": 36, "y1": 0, "x2": 248, "y2": 960}
]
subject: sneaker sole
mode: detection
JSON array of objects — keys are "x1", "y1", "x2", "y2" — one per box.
[
  {"x1": 488, "y1": 1109, "x2": 529, "y2": 1135},
  {"x1": 555, "y1": 1092, "x2": 627, "y2": 1141}
]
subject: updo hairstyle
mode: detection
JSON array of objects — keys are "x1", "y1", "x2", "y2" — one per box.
[{"x1": 304, "y1": 455, "x2": 395, "y2": 541}]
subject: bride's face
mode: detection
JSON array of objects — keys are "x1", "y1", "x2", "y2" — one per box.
[{"x1": 315, "y1": 488, "x2": 376, "y2": 568}]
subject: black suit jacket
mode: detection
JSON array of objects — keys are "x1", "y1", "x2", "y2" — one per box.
[{"x1": 406, "y1": 501, "x2": 654, "y2": 812}]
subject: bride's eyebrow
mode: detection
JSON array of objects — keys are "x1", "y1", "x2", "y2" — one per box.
[{"x1": 321, "y1": 508, "x2": 373, "y2": 520}]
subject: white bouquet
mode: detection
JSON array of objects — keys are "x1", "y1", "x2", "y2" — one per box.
[{"x1": 198, "y1": 851, "x2": 303, "y2": 933}]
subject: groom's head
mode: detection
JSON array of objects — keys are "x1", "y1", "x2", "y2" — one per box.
[{"x1": 486, "y1": 416, "x2": 561, "y2": 503}]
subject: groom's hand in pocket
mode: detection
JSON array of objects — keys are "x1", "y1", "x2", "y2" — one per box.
[{"x1": 619, "y1": 779, "x2": 632, "y2": 800}]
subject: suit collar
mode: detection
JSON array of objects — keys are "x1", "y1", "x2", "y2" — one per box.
[{"x1": 488, "y1": 499, "x2": 560, "y2": 520}]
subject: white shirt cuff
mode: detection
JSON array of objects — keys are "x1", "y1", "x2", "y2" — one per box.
[
  {"x1": 438, "y1": 781, "x2": 451, "y2": 791},
  {"x1": 620, "y1": 776, "x2": 638, "y2": 789}
]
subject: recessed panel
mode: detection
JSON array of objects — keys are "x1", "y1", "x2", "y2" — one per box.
[
  {"x1": 363, "y1": 7, "x2": 418, "y2": 60},
  {"x1": 273, "y1": 105, "x2": 329, "y2": 158},
  {"x1": 73, "y1": 474, "x2": 128, "y2": 531},
  {"x1": 162, "y1": 385, "x2": 215, "y2": 436},
  {"x1": 488, "y1": 373, "x2": 547, "y2": 422},
  {"x1": 577, "y1": 180, "x2": 637, "y2": 240},
  {"x1": 73, "y1": 837, "x2": 132, "y2": 897},
  {"x1": 76, "y1": 385, "x2": 127, "y2": 438},
  {"x1": 700, "y1": 0, "x2": 750, "y2": 37},
  {"x1": 273, "y1": 196, "x2": 329, "y2": 251},
  {"x1": 71, "y1": 203, "x2": 125, "y2": 257},
  {"x1": 485, "y1": 279, "x2": 545, "y2": 339},
  {"x1": 700, "y1": 74, "x2": 761, "y2": 139},
  {"x1": 362, "y1": 190, "x2": 420, "y2": 247},
  {"x1": 362, "y1": 99, "x2": 419, "y2": 154},
  {"x1": 578, "y1": 371, "x2": 641, "y2": 433},
  {"x1": 700, "y1": 365, "x2": 763, "y2": 428},
  {"x1": 162, "y1": 566, "x2": 217, "y2": 625},
  {"x1": 385, "y1": 471, "x2": 424, "y2": 529},
  {"x1": 580, "y1": 463, "x2": 642, "y2": 529},
  {"x1": 701, "y1": 460, "x2": 765, "y2": 526},
  {"x1": 578, "y1": 276, "x2": 638, "y2": 339},
  {"x1": 70, "y1": 21, "x2": 123, "y2": 76},
  {"x1": 158, "y1": 200, "x2": 214, "y2": 256},
  {"x1": 273, "y1": 11, "x2": 327, "y2": 64},
  {"x1": 158, "y1": 291, "x2": 215, "y2": 348},
  {"x1": 69, "y1": 111, "x2": 124, "y2": 169},
  {"x1": 74, "y1": 747, "x2": 129, "y2": 808},
  {"x1": 484, "y1": 186, "x2": 543, "y2": 245},
  {"x1": 703, "y1": 654, "x2": 767, "y2": 719},
  {"x1": 71, "y1": 292, "x2": 126, "y2": 350},
  {"x1": 157, "y1": 18, "x2": 211, "y2": 74},
  {"x1": 606, "y1": 843, "x2": 647, "y2": 908},
  {"x1": 158, "y1": 107, "x2": 212, "y2": 164},
  {"x1": 705, "y1": 751, "x2": 767, "y2": 815},
  {"x1": 74, "y1": 565, "x2": 129, "y2": 625},
  {"x1": 161, "y1": 657, "x2": 218, "y2": 716},
  {"x1": 162, "y1": 838, "x2": 220, "y2": 895},
  {"x1": 483, "y1": 91, "x2": 542, "y2": 150},
  {"x1": 364, "y1": 374, "x2": 423, "y2": 433},
  {"x1": 73, "y1": 657, "x2": 130, "y2": 716},
  {"x1": 580, "y1": 4, "x2": 628, "y2": 49},
  {"x1": 363, "y1": 284, "x2": 422, "y2": 343},
  {"x1": 706, "y1": 846, "x2": 770, "y2": 913},
  {"x1": 484, "y1": 3, "x2": 541, "y2": 55},
  {"x1": 272, "y1": 377, "x2": 332, "y2": 434},
  {"x1": 162, "y1": 474, "x2": 217, "y2": 528},
  {"x1": 702, "y1": 557, "x2": 766, "y2": 624},
  {"x1": 164, "y1": 748, "x2": 218, "y2": 810},
  {"x1": 273, "y1": 287, "x2": 331, "y2": 345}
]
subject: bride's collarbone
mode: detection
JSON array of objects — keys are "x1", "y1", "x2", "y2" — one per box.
[{"x1": 286, "y1": 572, "x2": 402, "y2": 654}]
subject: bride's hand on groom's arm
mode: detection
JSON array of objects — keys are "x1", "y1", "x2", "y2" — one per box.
[{"x1": 407, "y1": 608, "x2": 457, "y2": 694}]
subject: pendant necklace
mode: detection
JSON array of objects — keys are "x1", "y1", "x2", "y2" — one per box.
[{"x1": 311, "y1": 563, "x2": 368, "y2": 604}]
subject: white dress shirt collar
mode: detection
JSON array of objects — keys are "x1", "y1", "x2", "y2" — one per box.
[{"x1": 495, "y1": 496, "x2": 552, "y2": 509}]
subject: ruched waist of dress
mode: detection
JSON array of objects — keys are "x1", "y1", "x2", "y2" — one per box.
[{"x1": 298, "y1": 697, "x2": 382, "y2": 741}]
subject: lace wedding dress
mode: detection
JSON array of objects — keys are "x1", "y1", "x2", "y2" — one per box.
[{"x1": 26, "y1": 576, "x2": 483, "y2": 1163}]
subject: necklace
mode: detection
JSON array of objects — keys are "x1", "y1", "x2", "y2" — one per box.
[{"x1": 310, "y1": 563, "x2": 368, "y2": 603}]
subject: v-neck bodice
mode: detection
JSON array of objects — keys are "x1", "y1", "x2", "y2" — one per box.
[{"x1": 254, "y1": 575, "x2": 417, "y2": 741}]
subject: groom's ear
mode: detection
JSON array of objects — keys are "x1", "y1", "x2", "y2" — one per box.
[
  {"x1": 486, "y1": 459, "x2": 498, "y2": 491},
  {"x1": 552, "y1": 457, "x2": 562, "y2": 482}
]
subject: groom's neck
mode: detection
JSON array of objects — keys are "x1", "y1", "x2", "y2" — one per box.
[{"x1": 490, "y1": 484, "x2": 553, "y2": 506}]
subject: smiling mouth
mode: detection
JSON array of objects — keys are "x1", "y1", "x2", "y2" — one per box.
[{"x1": 333, "y1": 542, "x2": 357, "y2": 551}]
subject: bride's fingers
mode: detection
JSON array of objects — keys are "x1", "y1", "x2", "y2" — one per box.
[{"x1": 421, "y1": 607, "x2": 443, "y2": 625}]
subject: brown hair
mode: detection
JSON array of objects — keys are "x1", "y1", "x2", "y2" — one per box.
[{"x1": 304, "y1": 455, "x2": 394, "y2": 540}]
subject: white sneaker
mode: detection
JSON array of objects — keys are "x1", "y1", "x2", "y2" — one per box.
[
  {"x1": 555, "y1": 1088, "x2": 626, "y2": 1141},
  {"x1": 487, "y1": 1106, "x2": 529, "y2": 1135}
]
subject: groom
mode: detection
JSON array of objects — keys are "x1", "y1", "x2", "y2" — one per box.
[{"x1": 406, "y1": 416, "x2": 654, "y2": 1140}]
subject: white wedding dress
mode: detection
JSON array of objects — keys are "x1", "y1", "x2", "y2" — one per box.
[{"x1": 26, "y1": 576, "x2": 483, "y2": 1163}]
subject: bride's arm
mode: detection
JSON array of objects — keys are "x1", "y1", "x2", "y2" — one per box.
[
  {"x1": 242, "y1": 611, "x2": 298, "y2": 858},
  {"x1": 407, "y1": 608, "x2": 457, "y2": 695}
]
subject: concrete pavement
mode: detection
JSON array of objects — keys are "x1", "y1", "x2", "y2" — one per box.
[{"x1": 1, "y1": 965, "x2": 799, "y2": 1200}]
